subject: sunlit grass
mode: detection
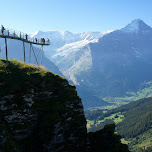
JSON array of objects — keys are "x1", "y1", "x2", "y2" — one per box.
[{"x1": 87, "y1": 112, "x2": 124, "y2": 130}]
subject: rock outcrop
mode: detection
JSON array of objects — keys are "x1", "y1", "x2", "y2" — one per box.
[{"x1": 0, "y1": 59, "x2": 87, "y2": 152}]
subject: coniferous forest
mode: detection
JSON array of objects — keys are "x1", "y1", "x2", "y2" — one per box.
[{"x1": 85, "y1": 97, "x2": 152, "y2": 151}]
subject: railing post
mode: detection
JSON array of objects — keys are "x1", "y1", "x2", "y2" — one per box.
[
  {"x1": 29, "y1": 43, "x2": 31, "y2": 63},
  {"x1": 5, "y1": 38, "x2": 8, "y2": 64},
  {"x1": 41, "y1": 45, "x2": 43, "y2": 65},
  {"x1": 23, "y1": 41, "x2": 25, "y2": 63}
]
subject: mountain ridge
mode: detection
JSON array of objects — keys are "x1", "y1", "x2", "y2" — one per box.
[{"x1": 48, "y1": 19, "x2": 152, "y2": 108}]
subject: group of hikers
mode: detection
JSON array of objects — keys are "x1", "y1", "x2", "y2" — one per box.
[
  {"x1": 34, "y1": 37, "x2": 49, "y2": 44},
  {"x1": 1, "y1": 25, "x2": 49, "y2": 44},
  {"x1": 24, "y1": 34, "x2": 49, "y2": 44}
]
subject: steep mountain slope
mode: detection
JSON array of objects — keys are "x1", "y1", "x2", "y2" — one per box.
[
  {"x1": 87, "y1": 19, "x2": 152, "y2": 97},
  {"x1": 52, "y1": 39, "x2": 96, "y2": 84},
  {"x1": 30, "y1": 30, "x2": 111, "y2": 109},
  {"x1": 0, "y1": 59, "x2": 129, "y2": 152},
  {"x1": 52, "y1": 19, "x2": 152, "y2": 99},
  {"x1": 50, "y1": 30, "x2": 112, "y2": 85}
]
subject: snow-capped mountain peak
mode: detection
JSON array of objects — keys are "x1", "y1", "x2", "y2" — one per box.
[
  {"x1": 121, "y1": 19, "x2": 151, "y2": 33},
  {"x1": 131, "y1": 18, "x2": 145, "y2": 24}
]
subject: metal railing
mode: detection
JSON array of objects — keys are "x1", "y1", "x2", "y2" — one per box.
[{"x1": 0, "y1": 27, "x2": 50, "y2": 45}]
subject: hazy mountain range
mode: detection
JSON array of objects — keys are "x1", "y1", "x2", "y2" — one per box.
[
  {"x1": 36, "y1": 19, "x2": 152, "y2": 101},
  {"x1": 30, "y1": 30, "x2": 112, "y2": 59}
]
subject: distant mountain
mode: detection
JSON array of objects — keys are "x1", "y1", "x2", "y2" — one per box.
[
  {"x1": 49, "y1": 30, "x2": 112, "y2": 84},
  {"x1": 52, "y1": 39, "x2": 96, "y2": 84},
  {"x1": 88, "y1": 19, "x2": 152, "y2": 97},
  {"x1": 31, "y1": 30, "x2": 103, "y2": 44},
  {"x1": 51, "y1": 19, "x2": 152, "y2": 98},
  {"x1": 121, "y1": 19, "x2": 151, "y2": 33},
  {"x1": 30, "y1": 30, "x2": 104, "y2": 59}
]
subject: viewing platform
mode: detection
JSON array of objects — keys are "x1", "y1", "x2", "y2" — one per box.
[
  {"x1": 0, "y1": 27, "x2": 50, "y2": 45},
  {"x1": 0, "y1": 26, "x2": 50, "y2": 65}
]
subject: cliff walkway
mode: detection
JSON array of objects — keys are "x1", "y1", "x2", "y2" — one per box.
[{"x1": 0, "y1": 26, "x2": 50, "y2": 65}]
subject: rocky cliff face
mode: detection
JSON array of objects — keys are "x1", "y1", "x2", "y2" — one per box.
[
  {"x1": 0, "y1": 59, "x2": 87, "y2": 152},
  {"x1": 0, "y1": 59, "x2": 129, "y2": 152}
]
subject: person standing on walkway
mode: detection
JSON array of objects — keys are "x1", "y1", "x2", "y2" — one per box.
[
  {"x1": 1, "y1": 25, "x2": 5, "y2": 35},
  {"x1": 25, "y1": 34, "x2": 28, "y2": 40}
]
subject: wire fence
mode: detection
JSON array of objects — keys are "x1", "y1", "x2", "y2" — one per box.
[{"x1": 0, "y1": 27, "x2": 50, "y2": 45}]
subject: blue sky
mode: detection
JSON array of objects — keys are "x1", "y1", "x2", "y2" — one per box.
[{"x1": 1, "y1": 0, "x2": 152, "y2": 34}]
